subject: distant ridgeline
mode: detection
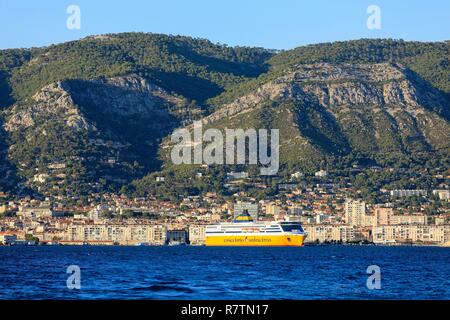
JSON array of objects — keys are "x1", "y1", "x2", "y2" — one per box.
[{"x1": 0, "y1": 34, "x2": 448, "y2": 200}]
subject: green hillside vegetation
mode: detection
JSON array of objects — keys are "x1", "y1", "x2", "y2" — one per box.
[
  {"x1": 0, "y1": 33, "x2": 273, "y2": 107},
  {"x1": 0, "y1": 35, "x2": 448, "y2": 200}
]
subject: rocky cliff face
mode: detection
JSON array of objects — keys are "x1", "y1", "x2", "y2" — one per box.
[
  {"x1": 186, "y1": 63, "x2": 449, "y2": 170},
  {"x1": 204, "y1": 63, "x2": 447, "y2": 122},
  {"x1": 0, "y1": 125, "x2": 16, "y2": 192},
  {"x1": 2, "y1": 75, "x2": 199, "y2": 195}
]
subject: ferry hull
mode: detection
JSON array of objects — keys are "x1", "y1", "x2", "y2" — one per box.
[{"x1": 205, "y1": 234, "x2": 306, "y2": 247}]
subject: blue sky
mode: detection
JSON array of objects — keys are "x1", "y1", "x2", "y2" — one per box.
[{"x1": 0, "y1": 0, "x2": 448, "y2": 50}]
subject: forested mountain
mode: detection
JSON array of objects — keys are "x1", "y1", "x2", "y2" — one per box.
[
  {"x1": 0, "y1": 33, "x2": 273, "y2": 108},
  {"x1": 0, "y1": 33, "x2": 448, "y2": 198},
  {"x1": 131, "y1": 62, "x2": 449, "y2": 200},
  {"x1": 210, "y1": 39, "x2": 449, "y2": 107}
]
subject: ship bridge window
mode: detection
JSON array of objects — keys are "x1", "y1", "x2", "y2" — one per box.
[{"x1": 280, "y1": 223, "x2": 304, "y2": 233}]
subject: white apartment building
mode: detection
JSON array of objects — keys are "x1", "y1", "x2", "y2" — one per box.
[
  {"x1": 373, "y1": 207, "x2": 393, "y2": 226},
  {"x1": 303, "y1": 225, "x2": 356, "y2": 243},
  {"x1": 391, "y1": 214, "x2": 428, "y2": 225},
  {"x1": 390, "y1": 190, "x2": 427, "y2": 198},
  {"x1": 344, "y1": 199, "x2": 370, "y2": 226},
  {"x1": 63, "y1": 223, "x2": 166, "y2": 245},
  {"x1": 373, "y1": 225, "x2": 450, "y2": 244},
  {"x1": 188, "y1": 225, "x2": 206, "y2": 245}
]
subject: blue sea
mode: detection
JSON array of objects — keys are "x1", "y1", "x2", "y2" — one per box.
[{"x1": 0, "y1": 246, "x2": 449, "y2": 300}]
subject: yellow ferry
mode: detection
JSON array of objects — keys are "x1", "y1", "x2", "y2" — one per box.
[{"x1": 205, "y1": 212, "x2": 307, "y2": 247}]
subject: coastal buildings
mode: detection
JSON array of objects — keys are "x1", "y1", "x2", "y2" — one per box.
[
  {"x1": 391, "y1": 214, "x2": 428, "y2": 225},
  {"x1": 165, "y1": 229, "x2": 189, "y2": 245},
  {"x1": 189, "y1": 225, "x2": 206, "y2": 245},
  {"x1": 344, "y1": 199, "x2": 370, "y2": 227},
  {"x1": 1, "y1": 183, "x2": 449, "y2": 246},
  {"x1": 62, "y1": 223, "x2": 167, "y2": 245},
  {"x1": 373, "y1": 207, "x2": 393, "y2": 226},
  {"x1": 303, "y1": 225, "x2": 356, "y2": 243},
  {"x1": 435, "y1": 217, "x2": 447, "y2": 225},
  {"x1": 0, "y1": 232, "x2": 17, "y2": 245},
  {"x1": 373, "y1": 208, "x2": 428, "y2": 226},
  {"x1": 373, "y1": 225, "x2": 450, "y2": 244}
]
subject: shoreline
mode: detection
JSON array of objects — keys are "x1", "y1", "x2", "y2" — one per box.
[{"x1": 1, "y1": 243, "x2": 448, "y2": 248}]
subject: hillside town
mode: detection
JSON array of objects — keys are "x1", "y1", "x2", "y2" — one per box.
[{"x1": 1, "y1": 179, "x2": 449, "y2": 246}]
